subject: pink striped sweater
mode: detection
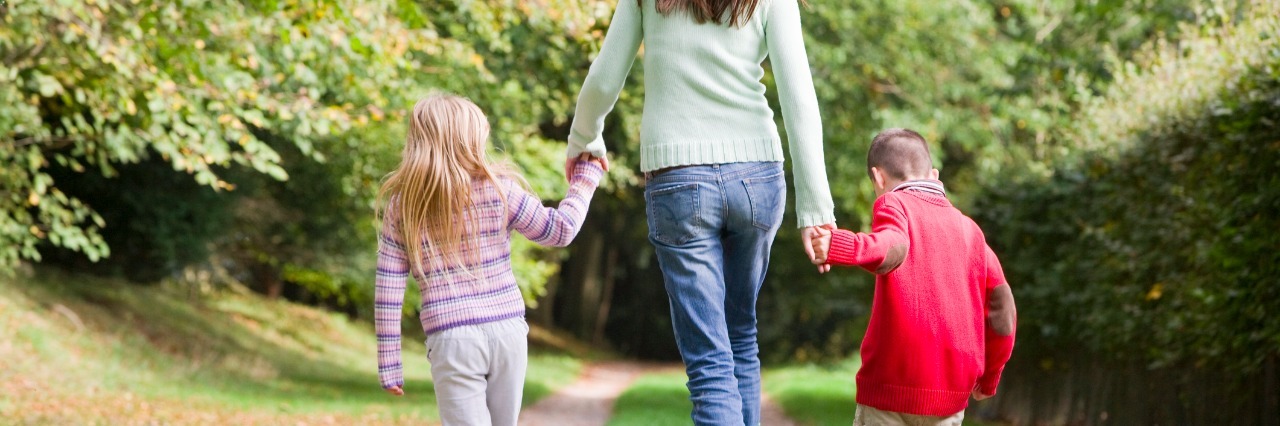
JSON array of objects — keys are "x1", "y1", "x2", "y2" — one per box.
[{"x1": 375, "y1": 160, "x2": 604, "y2": 389}]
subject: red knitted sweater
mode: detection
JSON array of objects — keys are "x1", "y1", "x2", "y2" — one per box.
[{"x1": 827, "y1": 189, "x2": 1016, "y2": 416}]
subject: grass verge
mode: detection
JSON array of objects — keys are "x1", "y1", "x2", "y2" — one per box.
[
  {"x1": 604, "y1": 371, "x2": 693, "y2": 426},
  {"x1": 764, "y1": 358, "x2": 860, "y2": 425},
  {"x1": 0, "y1": 267, "x2": 580, "y2": 425},
  {"x1": 764, "y1": 358, "x2": 1000, "y2": 426}
]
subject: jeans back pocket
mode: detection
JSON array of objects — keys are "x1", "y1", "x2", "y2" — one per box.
[
  {"x1": 744, "y1": 172, "x2": 785, "y2": 231},
  {"x1": 646, "y1": 183, "x2": 701, "y2": 246}
]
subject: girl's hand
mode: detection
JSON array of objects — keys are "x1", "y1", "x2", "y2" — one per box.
[
  {"x1": 566, "y1": 153, "x2": 609, "y2": 180},
  {"x1": 385, "y1": 386, "x2": 404, "y2": 396},
  {"x1": 591, "y1": 154, "x2": 610, "y2": 171}
]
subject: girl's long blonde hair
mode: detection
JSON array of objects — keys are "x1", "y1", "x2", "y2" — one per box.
[{"x1": 376, "y1": 93, "x2": 518, "y2": 277}]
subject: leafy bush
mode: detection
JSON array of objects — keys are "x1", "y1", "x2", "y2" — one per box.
[
  {"x1": 969, "y1": 3, "x2": 1279, "y2": 422},
  {"x1": 40, "y1": 158, "x2": 236, "y2": 283},
  {"x1": 977, "y1": 0, "x2": 1279, "y2": 375}
]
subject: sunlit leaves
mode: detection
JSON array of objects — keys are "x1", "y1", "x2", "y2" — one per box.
[{"x1": 0, "y1": 0, "x2": 448, "y2": 269}]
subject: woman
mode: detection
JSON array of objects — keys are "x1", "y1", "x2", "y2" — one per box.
[{"x1": 565, "y1": 0, "x2": 835, "y2": 424}]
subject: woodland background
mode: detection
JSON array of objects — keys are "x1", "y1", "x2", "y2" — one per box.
[{"x1": 2, "y1": 0, "x2": 1277, "y2": 424}]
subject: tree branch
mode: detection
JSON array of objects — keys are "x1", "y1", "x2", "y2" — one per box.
[{"x1": 7, "y1": 135, "x2": 83, "y2": 150}]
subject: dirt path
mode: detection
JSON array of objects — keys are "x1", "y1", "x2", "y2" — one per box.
[
  {"x1": 519, "y1": 361, "x2": 796, "y2": 426},
  {"x1": 761, "y1": 393, "x2": 798, "y2": 426}
]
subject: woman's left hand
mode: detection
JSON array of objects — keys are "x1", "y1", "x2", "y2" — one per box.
[{"x1": 803, "y1": 223, "x2": 836, "y2": 273}]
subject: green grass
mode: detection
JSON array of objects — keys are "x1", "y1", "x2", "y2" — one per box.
[
  {"x1": 523, "y1": 349, "x2": 583, "y2": 405},
  {"x1": 764, "y1": 358, "x2": 861, "y2": 425},
  {"x1": 764, "y1": 358, "x2": 1000, "y2": 426},
  {"x1": 602, "y1": 362, "x2": 860, "y2": 426},
  {"x1": 0, "y1": 267, "x2": 581, "y2": 424},
  {"x1": 605, "y1": 371, "x2": 693, "y2": 426}
]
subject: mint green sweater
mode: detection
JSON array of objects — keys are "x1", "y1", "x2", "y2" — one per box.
[{"x1": 566, "y1": 0, "x2": 835, "y2": 227}]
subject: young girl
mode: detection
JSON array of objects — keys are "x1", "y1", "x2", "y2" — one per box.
[
  {"x1": 374, "y1": 93, "x2": 604, "y2": 426},
  {"x1": 566, "y1": 0, "x2": 835, "y2": 424}
]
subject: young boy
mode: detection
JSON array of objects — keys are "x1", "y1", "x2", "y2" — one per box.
[{"x1": 810, "y1": 128, "x2": 1016, "y2": 425}]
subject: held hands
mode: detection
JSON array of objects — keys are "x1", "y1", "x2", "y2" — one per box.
[
  {"x1": 565, "y1": 153, "x2": 610, "y2": 180},
  {"x1": 802, "y1": 223, "x2": 836, "y2": 274}
]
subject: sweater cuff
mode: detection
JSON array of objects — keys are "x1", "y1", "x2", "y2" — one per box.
[
  {"x1": 796, "y1": 210, "x2": 837, "y2": 228},
  {"x1": 977, "y1": 374, "x2": 1001, "y2": 397},
  {"x1": 570, "y1": 160, "x2": 605, "y2": 185},
  {"x1": 378, "y1": 363, "x2": 404, "y2": 389},
  {"x1": 826, "y1": 229, "x2": 860, "y2": 266},
  {"x1": 567, "y1": 136, "x2": 608, "y2": 160}
]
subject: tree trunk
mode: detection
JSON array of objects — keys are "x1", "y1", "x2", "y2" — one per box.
[
  {"x1": 576, "y1": 232, "x2": 605, "y2": 338},
  {"x1": 592, "y1": 244, "x2": 618, "y2": 345},
  {"x1": 1266, "y1": 354, "x2": 1278, "y2": 425},
  {"x1": 254, "y1": 262, "x2": 284, "y2": 300},
  {"x1": 529, "y1": 274, "x2": 559, "y2": 326}
]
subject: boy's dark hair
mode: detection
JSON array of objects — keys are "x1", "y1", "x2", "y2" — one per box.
[{"x1": 867, "y1": 128, "x2": 932, "y2": 180}]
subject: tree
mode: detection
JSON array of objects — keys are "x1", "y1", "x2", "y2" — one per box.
[{"x1": 0, "y1": 0, "x2": 442, "y2": 268}]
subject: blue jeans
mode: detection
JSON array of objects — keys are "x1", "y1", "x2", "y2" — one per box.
[{"x1": 644, "y1": 162, "x2": 786, "y2": 426}]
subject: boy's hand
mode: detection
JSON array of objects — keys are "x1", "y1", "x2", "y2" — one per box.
[
  {"x1": 802, "y1": 224, "x2": 835, "y2": 273},
  {"x1": 810, "y1": 227, "x2": 831, "y2": 270},
  {"x1": 385, "y1": 386, "x2": 404, "y2": 396},
  {"x1": 971, "y1": 388, "x2": 992, "y2": 401}
]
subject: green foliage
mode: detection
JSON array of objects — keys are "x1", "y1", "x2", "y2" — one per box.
[
  {"x1": 0, "y1": 0, "x2": 435, "y2": 266},
  {"x1": 2, "y1": 0, "x2": 596, "y2": 307},
  {"x1": 42, "y1": 158, "x2": 235, "y2": 282},
  {"x1": 973, "y1": 0, "x2": 1280, "y2": 376}
]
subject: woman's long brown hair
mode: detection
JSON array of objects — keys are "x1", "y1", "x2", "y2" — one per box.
[{"x1": 644, "y1": 0, "x2": 762, "y2": 27}]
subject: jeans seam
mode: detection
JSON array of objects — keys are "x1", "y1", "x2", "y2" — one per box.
[{"x1": 719, "y1": 180, "x2": 728, "y2": 223}]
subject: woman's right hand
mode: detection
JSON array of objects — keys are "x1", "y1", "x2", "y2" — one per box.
[{"x1": 385, "y1": 386, "x2": 404, "y2": 396}]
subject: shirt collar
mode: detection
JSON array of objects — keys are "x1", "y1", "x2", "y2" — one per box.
[{"x1": 890, "y1": 179, "x2": 946, "y2": 197}]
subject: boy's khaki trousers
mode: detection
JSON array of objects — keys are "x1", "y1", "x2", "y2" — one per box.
[{"x1": 853, "y1": 404, "x2": 965, "y2": 426}]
